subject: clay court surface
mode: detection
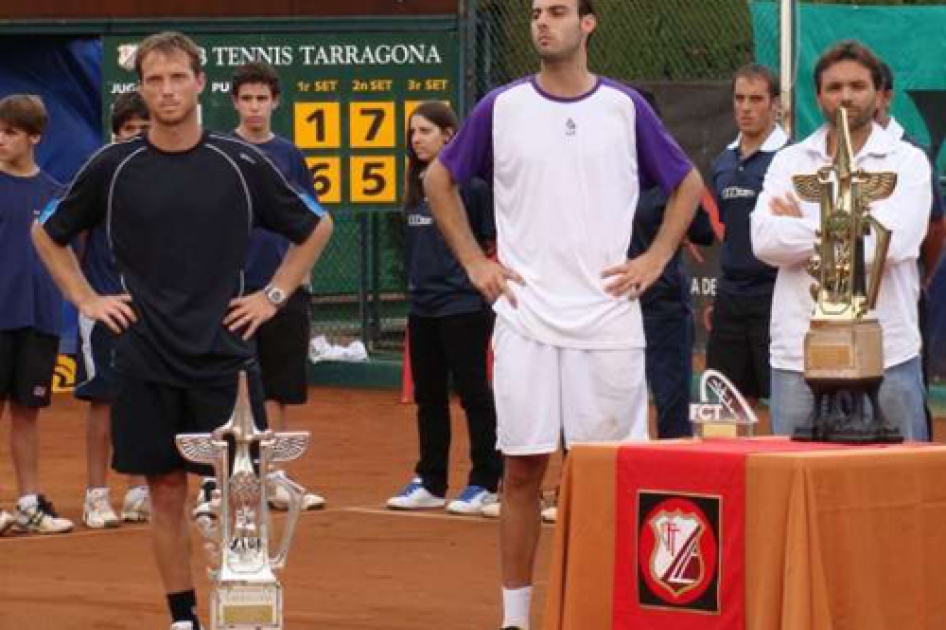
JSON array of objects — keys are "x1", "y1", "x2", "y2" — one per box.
[
  {"x1": 0, "y1": 387, "x2": 563, "y2": 630},
  {"x1": 3, "y1": 387, "x2": 944, "y2": 630}
]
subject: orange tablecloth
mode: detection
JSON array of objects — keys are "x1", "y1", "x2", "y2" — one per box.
[{"x1": 543, "y1": 439, "x2": 946, "y2": 630}]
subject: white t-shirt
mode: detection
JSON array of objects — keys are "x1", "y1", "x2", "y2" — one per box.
[
  {"x1": 750, "y1": 122, "x2": 933, "y2": 371},
  {"x1": 439, "y1": 76, "x2": 693, "y2": 350}
]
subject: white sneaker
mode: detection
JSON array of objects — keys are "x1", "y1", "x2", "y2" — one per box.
[
  {"x1": 268, "y1": 479, "x2": 326, "y2": 511},
  {"x1": 83, "y1": 487, "x2": 120, "y2": 529},
  {"x1": 446, "y1": 485, "x2": 499, "y2": 515},
  {"x1": 386, "y1": 478, "x2": 445, "y2": 510},
  {"x1": 480, "y1": 501, "x2": 501, "y2": 519},
  {"x1": 121, "y1": 486, "x2": 151, "y2": 522},
  {"x1": 541, "y1": 505, "x2": 558, "y2": 523},
  {"x1": 192, "y1": 477, "x2": 219, "y2": 521},
  {"x1": 15, "y1": 495, "x2": 73, "y2": 534},
  {"x1": 0, "y1": 509, "x2": 15, "y2": 536},
  {"x1": 169, "y1": 622, "x2": 194, "y2": 630}
]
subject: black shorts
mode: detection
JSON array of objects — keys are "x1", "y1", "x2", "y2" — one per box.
[
  {"x1": 111, "y1": 367, "x2": 268, "y2": 476},
  {"x1": 705, "y1": 291, "x2": 773, "y2": 399},
  {"x1": 0, "y1": 328, "x2": 59, "y2": 408},
  {"x1": 256, "y1": 289, "x2": 310, "y2": 405},
  {"x1": 74, "y1": 317, "x2": 116, "y2": 403}
]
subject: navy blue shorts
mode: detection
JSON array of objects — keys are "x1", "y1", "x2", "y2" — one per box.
[
  {"x1": 75, "y1": 317, "x2": 115, "y2": 403},
  {"x1": 0, "y1": 328, "x2": 59, "y2": 408},
  {"x1": 111, "y1": 366, "x2": 268, "y2": 477},
  {"x1": 256, "y1": 289, "x2": 310, "y2": 405}
]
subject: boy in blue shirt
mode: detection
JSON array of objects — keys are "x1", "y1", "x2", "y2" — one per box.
[
  {"x1": 76, "y1": 90, "x2": 152, "y2": 528},
  {"x1": 208, "y1": 62, "x2": 326, "y2": 511},
  {"x1": 0, "y1": 94, "x2": 73, "y2": 535}
]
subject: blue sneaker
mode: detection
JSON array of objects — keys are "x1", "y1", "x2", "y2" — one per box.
[
  {"x1": 386, "y1": 478, "x2": 445, "y2": 510},
  {"x1": 446, "y1": 485, "x2": 498, "y2": 515}
]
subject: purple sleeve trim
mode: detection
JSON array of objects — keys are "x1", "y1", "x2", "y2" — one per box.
[
  {"x1": 438, "y1": 80, "x2": 523, "y2": 185},
  {"x1": 601, "y1": 79, "x2": 694, "y2": 195}
]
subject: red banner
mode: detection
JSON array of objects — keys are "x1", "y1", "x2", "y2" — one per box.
[{"x1": 612, "y1": 438, "x2": 851, "y2": 630}]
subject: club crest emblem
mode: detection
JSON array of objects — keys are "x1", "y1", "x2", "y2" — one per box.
[
  {"x1": 117, "y1": 44, "x2": 138, "y2": 72},
  {"x1": 637, "y1": 492, "x2": 721, "y2": 612}
]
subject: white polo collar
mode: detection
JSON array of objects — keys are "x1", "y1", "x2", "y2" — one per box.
[{"x1": 727, "y1": 124, "x2": 789, "y2": 152}]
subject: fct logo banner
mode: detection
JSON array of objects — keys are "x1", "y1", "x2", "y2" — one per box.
[{"x1": 637, "y1": 491, "x2": 721, "y2": 613}]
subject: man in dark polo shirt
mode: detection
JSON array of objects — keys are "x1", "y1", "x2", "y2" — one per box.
[
  {"x1": 706, "y1": 63, "x2": 788, "y2": 406},
  {"x1": 32, "y1": 32, "x2": 333, "y2": 630}
]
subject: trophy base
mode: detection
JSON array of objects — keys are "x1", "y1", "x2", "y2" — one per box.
[
  {"x1": 804, "y1": 319, "x2": 883, "y2": 383},
  {"x1": 792, "y1": 379, "x2": 903, "y2": 445},
  {"x1": 212, "y1": 582, "x2": 282, "y2": 630}
]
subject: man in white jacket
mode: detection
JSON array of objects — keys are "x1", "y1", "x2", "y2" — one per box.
[{"x1": 751, "y1": 40, "x2": 932, "y2": 440}]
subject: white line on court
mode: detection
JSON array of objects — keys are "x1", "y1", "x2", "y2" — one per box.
[{"x1": 0, "y1": 505, "x2": 551, "y2": 546}]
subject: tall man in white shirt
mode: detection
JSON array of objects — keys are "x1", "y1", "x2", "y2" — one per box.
[
  {"x1": 424, "y1": 2, "x2": 703, "y2": 628},
  {"x1": 751, "y1": 40, "x2": 932, "y2": 440}
]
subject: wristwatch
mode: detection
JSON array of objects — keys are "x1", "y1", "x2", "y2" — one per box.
[{"x1": 263, "y1": 283, "x2": 288, "y2": 308}]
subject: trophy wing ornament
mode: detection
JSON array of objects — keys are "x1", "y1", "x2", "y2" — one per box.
[
  {"x1": 857, "y1": 171, "x2": 897, "y2": 205},
  {"x1": 269, "y1": 434, "x2": 311, "y2": 464},
  {"x1": 175, "y1": 435, "x2": 222, "y2": 465},
  {"x1": 792, "y1": 173, "x2": 824, "y2": 203}
]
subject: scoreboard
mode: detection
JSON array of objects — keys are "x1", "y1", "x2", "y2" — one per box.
[{"x1": 102, "y1": 31, "x2": 460, "y2": 209}]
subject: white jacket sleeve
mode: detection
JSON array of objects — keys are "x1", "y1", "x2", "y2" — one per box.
[
  {"x1": 864, "y1": 144, "x2": 932, "y2": 266},
  {"x1": 750, "y1": 151, "x2": 819, "y2": 268}
]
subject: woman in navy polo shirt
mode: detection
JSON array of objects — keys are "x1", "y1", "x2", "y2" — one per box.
[{"x1": 387, "y1": 101, "x2": 502, "y2": 515}]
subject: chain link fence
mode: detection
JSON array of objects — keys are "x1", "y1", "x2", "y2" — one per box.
[
  {"x1": 468, "y1": 0, "x2": 755, "y2": 98},
  {"x1": 308, "y1": 209, "x2": 407, "y2": 356}
]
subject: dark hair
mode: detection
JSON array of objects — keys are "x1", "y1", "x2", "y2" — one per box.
[
  {"x1": 404, "y1": 101, "x2": 459, "y2": 210},
  {"x1": 110, "y1": 91, "x2": 149, "y2": 135},
  {"x1": 578, "y1": 0, "x2": 595, "y2": 17},
  {"x1": 579, "y1": 0, "x2": 596, "y2": 48},
  {"x1": 732, "y1": 63, "x2": 780, "y2": 99},
  {"x1": 0, "y1": 94, "x2": 48, "y2": 136},
  {"x1": 135, "y1": 31, "x2": 203, "y2": 80},
  {"x1": 231, "y1": 62, "x2": 281, "y2": 98},
  {"x1": 879, "y1": 61, "x2": 894, "y2": 92},
  {"x1": 813, "y1": 40, "x2": 883, "y2": 94}
]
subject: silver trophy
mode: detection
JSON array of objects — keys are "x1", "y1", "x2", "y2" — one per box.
[{"x1": 176, "y1": 372, "x2": 310, "y2": 630}]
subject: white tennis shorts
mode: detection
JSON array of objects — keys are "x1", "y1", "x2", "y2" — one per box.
[{"x1": 492, "y1": 319, "x2": 649, "y2": 455}]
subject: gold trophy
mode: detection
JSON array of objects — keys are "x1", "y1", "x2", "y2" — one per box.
[
  {"x1": 176, "y1": 372, "x2": 311, "y2": 629},
  {"x1": 791, "y1": 106, "x2": 901, "y2": 443}
]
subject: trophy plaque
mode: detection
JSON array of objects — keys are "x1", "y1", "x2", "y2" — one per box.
[
  {"x1": 176, "y1": 372, "x2": 311, "y2": 629},
  {"x1": 791, "y1": 106, "x2": 901, "y2": 443}
]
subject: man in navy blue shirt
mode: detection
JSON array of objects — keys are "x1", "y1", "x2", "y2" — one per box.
[
  {"x1": 706, "y1": 64, "x2": 788, "y2": 407},
  {"x1": 221, "y1": 61, "x2": 327, "y2": 511},
  {"x1": 628, "y1": 90, "x2": 715, "y2": 439},
  {"x1": 0, "y1": 94, "x2": 73, "y2": 536}
]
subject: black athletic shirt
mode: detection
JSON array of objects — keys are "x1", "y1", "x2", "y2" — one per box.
[{"x1": 41, "y1": 131, "x2": 321, "y2": 387}]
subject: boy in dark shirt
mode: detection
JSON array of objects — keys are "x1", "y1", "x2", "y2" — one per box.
[
  {"x1": 76, "y1": 90, "x2": 153, "y2": 528},
  {"x1": 218, "y1": 61, "x2": 327, "y2": 511},
  {"x1": 0, "y1": 94, "x2": 73, "y2": 536}
]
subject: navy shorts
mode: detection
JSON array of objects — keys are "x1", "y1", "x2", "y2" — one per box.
[
  {"x1": 256, "y1": 289, "x2": 310, "y2": 405},
  {"x1": 111, "y1": 367, "x2": 268, "y2": 477},
  {"x1": 75, "y1": 316, "x2": 116, "y2": 403},
  {"x1": 705, "y1": 291, "x2": 773, "y2": 399},
  {"x1": 0, "y1": 328, "x2": 59, "y2": 408}
]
